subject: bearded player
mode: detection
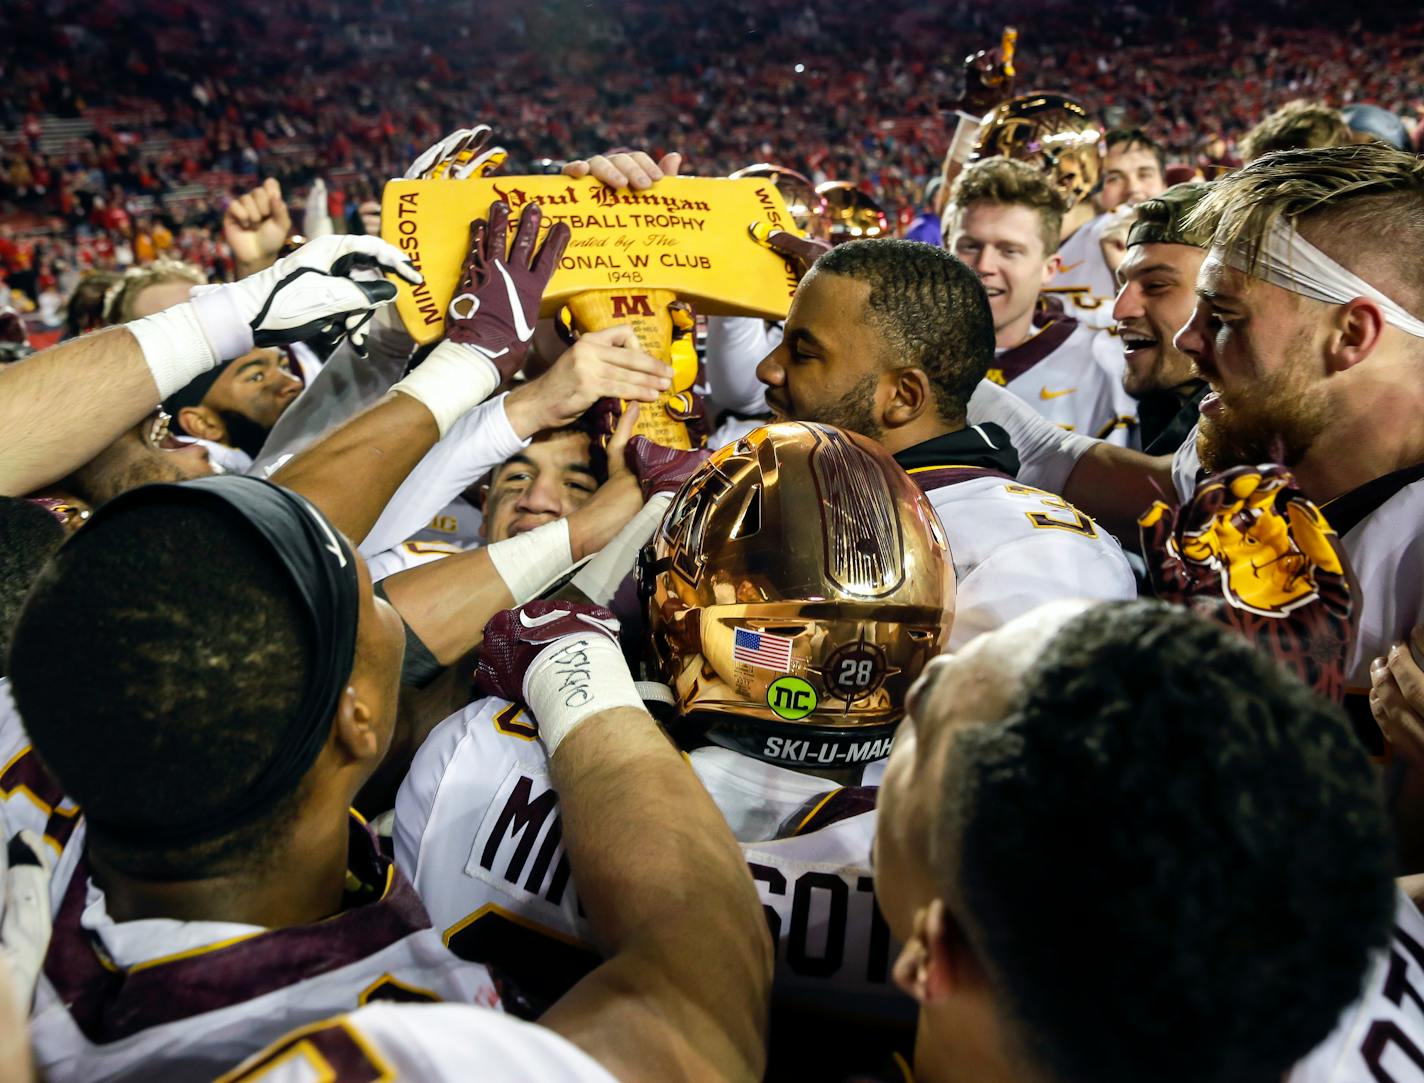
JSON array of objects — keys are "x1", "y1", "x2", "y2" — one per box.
[
  {"x1": 1111, "y1": 182, "x2": 1211, "y2": 454},
  {"x1": 968, "y1": 145, "x2": 1424, "y2": 747},
  {"x1": 752, "y1": 235, "x2": 1132, "y2": 647},
  {"x1": 396, "y1": 422, "x2": 953, "y2": 1077}
]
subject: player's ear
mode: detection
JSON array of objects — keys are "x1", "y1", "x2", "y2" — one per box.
[
  {"x1": 881, "y1": 367, "x2": 931, "y2": 429},
  {"x1": 332, "y1": 685, "x2": 380, "y2": 762},
  {"x1": 1042, "y1": 250, "x2": 1062, "y2": 284},
  {"x1": 176, "y1": 405, "x2": 226, "y2": 442},
  {"x1": 1330, "y1": 298, "x2": 1387, "y2": 372},
  {"x1": 892, "y1": 898, "x2": 979, "y2": 1006}
]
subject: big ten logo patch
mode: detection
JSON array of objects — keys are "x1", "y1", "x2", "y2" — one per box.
[{"x1": 466, "y1": 766, "x2": 577, "y2": 916}]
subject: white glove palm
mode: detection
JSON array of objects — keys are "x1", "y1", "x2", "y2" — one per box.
[{"x1": 190, "y1": 234, "x2": 422, "y2": 360}]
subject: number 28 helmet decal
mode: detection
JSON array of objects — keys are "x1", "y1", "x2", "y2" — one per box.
[{"x1": 640, "y1": 422, "x2": 955, "y2": 768}]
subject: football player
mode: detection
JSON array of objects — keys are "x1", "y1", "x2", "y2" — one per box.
[
  {"x1": 0, "y1": 232, "x2": 419, "y2": 499},
  {"x1": 7, "y1": 470, "x2": 771, "y2": 1082},
  {"x1": 754, "y1": 236, "x2": 1133, "y2": 647},
  {"x1": 943, "y1": 157, "x2": 1139, "y2": 446},
  {"x1": 878, "y1": 598, "x2": 1394, "y2": 1083},
  {"x1": 4, "y1": 477, "x2": 505, "y2": 1082},
  {"x1": 395, "y1": 423, "x2": 953, "y2": 1078},
  {"x1": 1111, "y1": 182, "x2": 1211, "y2": 454},
  {"x1": 165, "y1": 347, "x2": 305, "y2": 474},
  {"x1": 1045, "y1": 128, "x2": 1168, "y2": 313},
  {"x1": 965, "y1": 143, "x2": 1424, "y2": 860}
]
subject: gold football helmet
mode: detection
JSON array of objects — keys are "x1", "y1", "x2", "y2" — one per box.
[
  {"x1": 972, "y1": 92, "x2": 1103, "y2": 209},
  {"x1": 641, "y1": 422, "x2": 954, "y2": 768},
  {"x1": 815, "y1": 181, "x2": 890, "y2": 244},
  {"x1": 730, "y1": 163, "x2": 830, "y2": 241}
]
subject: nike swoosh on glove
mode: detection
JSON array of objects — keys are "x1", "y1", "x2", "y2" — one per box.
[
  {"x1": 625, "y1": 435, "x2": 712, "y2": 499},
  {"x1": 1138, "y1": 463, "x2": 1356, "y2": 704},
  {"x1": 476, "y1": 601, "x2": 622, "y2": 704},
  {"x1": 189, "y1": 235, "x2": 421, "y2": 360},
  {"x1": 442, "y1": 200, "x2": 570, "y2": 382}
]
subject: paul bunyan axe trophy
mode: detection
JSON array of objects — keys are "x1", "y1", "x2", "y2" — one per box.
[{"x1": 382, "y1": 175, "x2": 802, "y2": 448}]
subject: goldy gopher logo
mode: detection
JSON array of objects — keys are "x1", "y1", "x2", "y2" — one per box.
[{"x1": 1145, "y1": 470, "x2": 1343, "y2": 618}]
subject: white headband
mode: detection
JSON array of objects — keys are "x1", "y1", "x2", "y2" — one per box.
[{"x1": 1210, "y1": 217, "x2": 1424, "y2": 339}]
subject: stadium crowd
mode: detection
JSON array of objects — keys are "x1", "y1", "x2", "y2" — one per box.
[
  {"x1": 2, "y1": 0, "x2": 1423, "y2": 323},
  {"x1": 3, "y1": 1, "x2": 1424, "y2": 1081}
]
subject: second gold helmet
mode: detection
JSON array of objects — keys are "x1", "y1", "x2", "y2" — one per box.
[
  {"x1": 972, "y1": 92, "x2": 1103, "y2": 209},
  {"x1": 815, "y1": 181, "x2": 890, "y2": 244}
]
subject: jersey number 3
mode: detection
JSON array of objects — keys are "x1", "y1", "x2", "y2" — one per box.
[{"x1": 1004, "y1": 484, "x2": 1097, "y2": 538}]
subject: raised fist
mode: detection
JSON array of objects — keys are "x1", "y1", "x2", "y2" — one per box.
[
  {"x1": 222, "y1": 178, "x2": 292, "y2": 278},
  {"x1": 1139, "y1": 464, "x2": 1355, "y2": 703},
  {"x1": 960, "y1": 28, "x2": 1018, "y2": 114}
]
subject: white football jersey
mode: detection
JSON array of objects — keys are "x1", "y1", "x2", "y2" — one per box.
[
  {"x1": 703, "y1": 315, "x2": 780, "y2": 419},
  {"x1": 0, "y1": 678, "x2": 84, "y2": 862},
  {"x1": 990, "y1": 313, "x2": 1138, "y2": 448},
  {"x1": 1044, "y1": 210, "x2": 1122, "y2": 328},
  {"x1": 395, "y1": 697, "x2": 908, "y2": 1022},
  {"x1": 1290, "y1": 888, "x2": 1424, "y2": 1083},
  {"x1": 360, "y1": 393, "x2": 527, "y2": 558},
  {"x1": 0, "y1": 686, "x2": 502, "y2": 1083},
  {"x1": 906, "y1": 457, "x2": 1135, "y2": 650},
  {"x1": 217, "y1": 1002, "x2": 615, "y2": 1083},
  {"x1": 1171, "y1": 427, "x2": 1424, "y2": 720}
]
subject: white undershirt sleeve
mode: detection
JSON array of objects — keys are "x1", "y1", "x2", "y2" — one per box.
[{"x1": 359, "y1": 393, "x2": 529, "y2": 557}]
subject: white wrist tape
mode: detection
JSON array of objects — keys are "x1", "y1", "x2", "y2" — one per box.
[
  {"x1": 1212, "y1": 218, "x2": 1424, "y2": 338},
  {"x1": 188, "y1": 282, "x2": 254, "y2": 362},
  {"x1": 525, "y1": 634, "x2": 644, "y2": 754},
  {"x1": 392, "y1": 339, "x2": 502, "y2": 437},
  {"x1": 948, "y1": 111, "x2": 983, "y2": 166},
  {"x1": 569, "y1": 492, "x2": 672, "y2": 606},
  {"x1": 125, "y1": 302, "x2": 221, "y2": 399},
  {"x1": 487, "y1": 518, "x2": 575, "y2": 605}
]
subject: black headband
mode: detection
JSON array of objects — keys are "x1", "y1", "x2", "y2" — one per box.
[{"x1": 83, "y1": 475, "x2": 360, "y2": 848}]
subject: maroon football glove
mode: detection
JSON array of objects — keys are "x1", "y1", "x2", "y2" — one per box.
[
  {"x1": 1138, "y1": 463, "x2": 1355, "y2": 703},
  {"x1": 445, "y1": 201, "x2": 570, "y2": 382},
  {"x1": 476, "y1": 600, "x2": 622, "y2": 703},
  {"x1": 624, "y1": 435, "x2": 712, "y2": 500},
  {"x1": 749, "y1": 223, "x2": 831, "y2": 281},
  {"x1": 960, "y1": 28, "x2": 1018, "y2": 114}
]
